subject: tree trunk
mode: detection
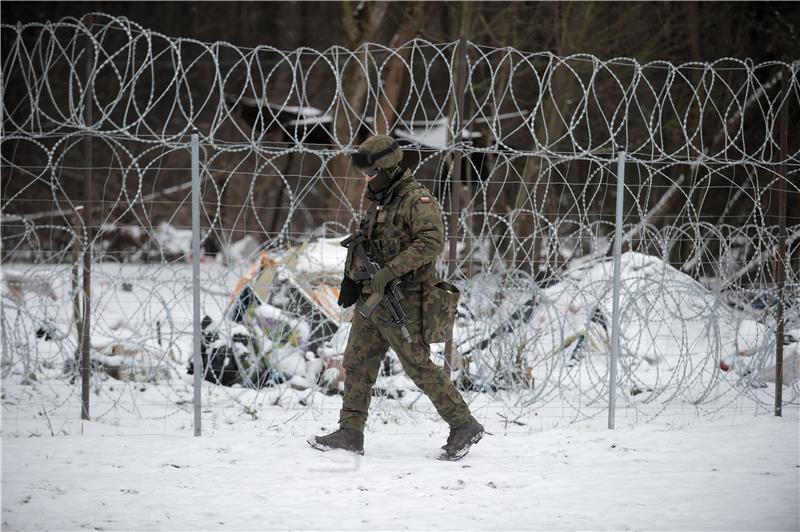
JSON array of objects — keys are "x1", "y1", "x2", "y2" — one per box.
[
  {"x1": 329, "y1": 2, "x2": 392, "y2": 225},
  {"x1": 376, "y1": 2, "x2": 428, "y2": 134}
]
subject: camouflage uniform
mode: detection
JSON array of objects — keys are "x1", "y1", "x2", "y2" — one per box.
[{"x1": 339, "y1": 168, "x2": 472, "y2": 432}]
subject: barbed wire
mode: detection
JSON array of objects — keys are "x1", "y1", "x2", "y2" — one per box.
[{"x1": 1, "y1": 14, "x2": 798, "y2": 434}]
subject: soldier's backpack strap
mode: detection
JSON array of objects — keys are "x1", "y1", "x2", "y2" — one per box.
[
  {"x1": 364, "y1": 201, "x2": 380, "y2": 239},
  {"x1": 391, "y1": 182, "x2": 429, "y2": 227}
]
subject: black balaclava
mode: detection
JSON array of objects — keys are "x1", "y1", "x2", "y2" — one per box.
[{"x1": 366, "y1": 166, "x2": 403, "y2": 203}]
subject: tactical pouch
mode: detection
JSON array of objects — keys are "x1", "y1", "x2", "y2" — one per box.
[{"x1": 422, "y1": 281, "x2": 460, "y2": 344}]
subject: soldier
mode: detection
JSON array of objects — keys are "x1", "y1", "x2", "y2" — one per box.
[{"x1": 308, "y1": 135, "x2": 484, "y2": 461}]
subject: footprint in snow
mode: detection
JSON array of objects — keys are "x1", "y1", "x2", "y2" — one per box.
[{"x1": 441, "y1": 479, "x2": 466, "y2": 490}]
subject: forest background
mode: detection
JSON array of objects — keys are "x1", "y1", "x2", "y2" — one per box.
[{"x1": 2, "y1": 1, "x2": 798, "y2": 270}]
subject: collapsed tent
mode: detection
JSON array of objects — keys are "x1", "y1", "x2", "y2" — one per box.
[{"x1": 188, "y1": 237, "x2": 349, "y2": 389}]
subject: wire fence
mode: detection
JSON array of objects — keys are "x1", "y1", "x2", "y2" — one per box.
[{"x1": 2, "y1": 13, "x2": 799, "y2": 436}]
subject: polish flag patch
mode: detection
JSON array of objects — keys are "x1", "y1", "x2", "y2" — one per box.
[{"x1": 420, "y1": 196, "x2": 431, "y2": 203}]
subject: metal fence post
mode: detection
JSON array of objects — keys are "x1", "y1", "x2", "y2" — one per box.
[
  {"x1": 609, "y1": 150, "x2": 626, "y2": 429},
  {"x1": 445, "y1": 32, "x2": 468, "y2": 374},
  {"x1": 191, "y1": 133, "x2": 202, "y2": 436},
  {"x1": 80, "y1": 14, "x2": 94, "y2": 421},
  {"x1": 775, "y1": 65, "x2": 789, "y2": 417}
]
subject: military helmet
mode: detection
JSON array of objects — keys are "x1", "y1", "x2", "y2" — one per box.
[{"x1": 352, "y1": 134, "x2": 402, "y2": 171}]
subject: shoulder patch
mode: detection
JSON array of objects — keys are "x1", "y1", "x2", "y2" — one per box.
[{"x1": 420, "y1": 196, "x2": 431, "y2": 203}]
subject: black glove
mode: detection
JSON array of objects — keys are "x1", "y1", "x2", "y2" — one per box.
[{"x1": 337, "y1": 276, "x2": 360, "y2": 308}]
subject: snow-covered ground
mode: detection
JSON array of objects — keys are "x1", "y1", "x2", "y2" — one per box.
[
  {"x1": 2, "y1": 250, "x2": 799, "y2": 530},
  {"x1": 2, "y1": 379, "x2": 799, "y2": 531}
]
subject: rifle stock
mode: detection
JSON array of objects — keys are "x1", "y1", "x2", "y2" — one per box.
[{"x1": 358, "y1": 292, "x2": 383, "y2": 318}]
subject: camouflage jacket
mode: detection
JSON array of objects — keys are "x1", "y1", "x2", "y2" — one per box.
[{"x1": 345, "y1": 168, "x2": 444, "y2": 292}]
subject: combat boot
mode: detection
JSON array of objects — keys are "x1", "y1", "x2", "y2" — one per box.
[
  {"x1": 438, "y1": 416, "x2": 484, "y2": 461},
  {"x1": 307, "y1": 426, "x2": 364, "y2": 455}
]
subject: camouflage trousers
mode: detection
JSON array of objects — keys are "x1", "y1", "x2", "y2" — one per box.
[{"x1": 338, "y1": 288, "x2": 472, "y2": 432}]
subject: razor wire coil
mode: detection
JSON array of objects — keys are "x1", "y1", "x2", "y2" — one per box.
[{"x1": 1, "y1": 14, "x2": 799, "y2": 434}]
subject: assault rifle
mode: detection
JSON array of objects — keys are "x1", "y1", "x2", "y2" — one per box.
[{"x1": 341, "y1": 232, "x2": 412, "y2": 343}]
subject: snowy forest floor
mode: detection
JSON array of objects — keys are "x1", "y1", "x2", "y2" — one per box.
[{"x1": 2, "y1": 381, "x2": 798, "y2": 531}]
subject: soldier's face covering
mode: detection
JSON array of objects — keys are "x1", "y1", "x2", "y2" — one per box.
[
  {"x1": 366, "y1": 168, "x2": 395, "y2": 194},
  {"x1": 361, "y1": 167, "x2": 379, "y2": 182}
]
